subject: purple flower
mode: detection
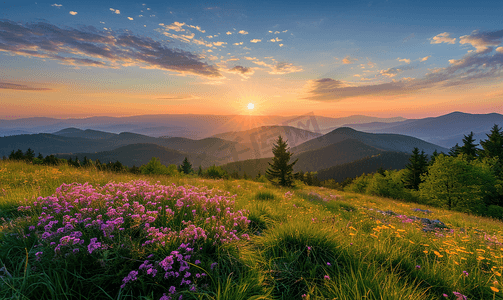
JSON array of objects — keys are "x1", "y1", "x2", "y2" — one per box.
[
  {"x1": 443, "y1": 294, "x2": 448, "y2": 298},
  {"x1": 159, "y1": 294, "x2": 171, "y2": 300},
  {"x1": 324, "y1": 275, "x2": 330, "y2": 280},
  {"x1": 415, "y1": 265, "x2": 421, "y2": 269},
  {"x1": 462, "y1": 271, "x2": 469, "y2": 277},
  {"x1": 169, "y1": 286, "x2": 176, "y2": 294},
  {"x1": 453, "y1": 292, "x2": 468, "y2": 300},
  {"x1": 210, "y1": 262, "x2": 217, "y2": 270}
]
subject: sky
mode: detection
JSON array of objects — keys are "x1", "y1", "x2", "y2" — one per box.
[{"x1": 1, "y1": 0, "x2": 502, "y2": 120}]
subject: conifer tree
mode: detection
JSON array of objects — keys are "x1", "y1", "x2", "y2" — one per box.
[
  {"x1": 37, "y1": 153, "x2": 43, "y2": 160},
  {"x1": 265, "y1": 136, "x2": 298, "y2": 187},
  {"x1": 197, "y1": 165, "x2": 203, "y2": 176},
  {"x1": 402, "y1": 147, "x2": 429, "y2": 190},
  {"x1": 180, "y1": 157, "x2": 193, "y2": 174},
  {"x1": 256, "y1": 171, "x2": 262, "y2": 180},
  {"x1": 459, "y1": 132, "x2": 478, "y2": 160},
  {"x1": 480, "y1": 124, "x2": 503, "y2": 159},
  {"x1": 449, "y1": 143, "x2": 461, "y2": 157},
  {"x1": 24, "y1": 148, "x2": 35, "y2": 162}
]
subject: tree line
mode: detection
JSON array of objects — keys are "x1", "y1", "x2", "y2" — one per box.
[{"x1": 342, "y1": 124, "x2": 503, "y2": 219}]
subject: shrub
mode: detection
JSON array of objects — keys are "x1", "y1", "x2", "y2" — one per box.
[
  {"x1": 204, "y1": 165, "x2": 229, "y2": 179},
  {"x1": 256, "y1": 191, "x2": 276, "y2": 200},
  {"x1": 486, "y1": 205, "x2": 503, "y2": 219}
]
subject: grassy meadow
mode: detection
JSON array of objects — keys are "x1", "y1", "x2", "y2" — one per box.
[{"x1": 1, "y1": 159, "x2": 503, "y2": 299}]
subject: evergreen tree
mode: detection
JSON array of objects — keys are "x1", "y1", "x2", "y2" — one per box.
[
  {"x1": 24, "y1": 148, "x2": 35, "y2": 162},
  {"x1": 459, "y1": 132, "x2": 479, "y2": 160},
  {"x1": 83, "y1": 156, "x2": 90, "y2": 167},
  {"x1": 402, "y1": 147, "x2": 429, "y2": 190},
  {"x1": 449, "y1": 143, "x2": 461, "y2": 157},
  {"x1": 197, "y1": 165, "x2": 203, "y2": 176},
  {"x1": 256, "y1": 171, "x2": 262, "y2": 180},
  {"x1": 480, "y1": 124, "x2": 503, "y2": 159},
  {"x1": 243, "y1": 172, "x2": 249, "y2": 180},
  {"x1": 37, "y1": 153, "x2": 44, "y2": 160},
  {"x1": 304, "y1": 172, "x2": 313, "y2": 186},
  {"x1": 265, "y1": 136, "x2": 298, "y2": 187},
  {"x1": 296, "y1": 170, "x2": 305, "y2": 182},
  {"x1": 95, "y1": 159, "x2": 102, "y2": 170},
  {"x1": 180, "y1": 157, "x2": 193, "y2": 174},
  {"x1": 429, "y1": 150, "x2": 440, "y2": 166}
]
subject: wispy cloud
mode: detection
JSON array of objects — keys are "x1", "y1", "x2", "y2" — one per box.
[
  {"x1": 397, "y1": 57, "x2": 410, "y2": 64},
  {"x1": 233, "y1": 42, "x2": 243, "y2": 45},
  {"x1": 226, "y1": 65, "x2": 254, "y2": 78},
  {"x1": 238, "y1": 30, "x2": 248, "y2": 35},
  {"x1": 51, "y1": 3, "x2": 62, "y2": 7},
  {"x1": 0, "y1": 19, "x2": 222, "y2": 78},
  {"x1": 304, "y1": 30, "x2": 503, "y2": 102},
  {"x1": 431, "y1": 32, "x2": 456, "y2": 44},
  {"x1": 0, "y1": 81, "x2": 51, "y2": 91},
  {"x1": 269, "y1": 37, "x2": 282, "y2": 42},
  {"x1": 269, "y1": 62, "x2": 302, "y2": 74},
  {"x1": 127, "y1": 17, "x2": 134, "y2": 21},
  {"x1": 420, "y1": 55, "x2": 431, "y2": 62},
  {"x1": 342, "y1": 55, "x2": 357, "y2": 64},
  {"x1": 226, "y1": 31, "x2": 232, "y2": 35},
  {"x1": 250, "y1": 39, "x2": 261, "y2": 43},
  {"x1": 110, "y1": 8, "x2": 120, "y2": 14},
  {"x1": 459, "y1": 30, "x2": 503, "y2": 53}
]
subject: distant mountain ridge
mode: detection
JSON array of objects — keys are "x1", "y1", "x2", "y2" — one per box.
[
  {"x1": 292, "y1": 127, "x2": 447, "y2": 155},
  {"x1": 344, "y1": 112, "x2": 503, "y2": 148}
]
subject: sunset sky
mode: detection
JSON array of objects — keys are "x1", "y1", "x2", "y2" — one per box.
[{"x1": 1, "y1": 0, "x2": 502, "y2": 120}]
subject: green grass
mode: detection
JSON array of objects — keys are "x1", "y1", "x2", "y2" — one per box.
[{"x1": 1, "y1": 159, "x2": 503, "y2": 299}]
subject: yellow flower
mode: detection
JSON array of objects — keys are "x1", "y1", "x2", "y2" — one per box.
[
  {"x1": 490, "y1": 287, "x2": 499, "y2": 292},
  {"x1": 434, "y1": 251, "x2": 443, "y2": 258}
]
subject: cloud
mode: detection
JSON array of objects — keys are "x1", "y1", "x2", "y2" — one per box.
[
  {"x1": 497, "y1": 47, "x2": 503, "y2": 53},
  {"x1": 431, "y1": 32, "x2": 456, "y2": 44},
  {"x1": 127, "y1": 17, "x2": 134, "y2": 21},
  {"x1": 51, "y1": 3, "x2": 62, "y2": 7},
  {"x1": 380, "y1": 67, "x2": 402, "y2": 78},
  {"x1": 397, "y1": 58, "x2": 410, "y2": 64},
  {"x1": 282, "y1": 30, "x2": 288, "y2": 33},
  {"x1": 250, "y1": 39, "x2": 261, "y2": 43},
  {"x1": 187, "y1": 25, "x2": 205, "y2": 33},
  {"x1": 226, "y1": 65, "x2": 254, "y2": 78},
  {"x1": 212, "y1": 41, "x2": 227, "y2": 46},
  {"x1": 304, "y1": 39, "x2": 503, "y2": 101},
  {"x1": 110, "y1": 8, "x2": 120, "y2": 14},
  {"x1": 162, "y1": 22, "x2": 185, "y2": 32},
  {"x1": 459, "y1": 30, "x2": 503, "y2": 53},
  {"x1": 157, "y1": 95, "x2": 199, "y2": 100},
  {"x1": 269, "y1": 62, "x2": 303, "y2": 74},
  {"x1": 269, "y1": 37, "x2": 282, "y2": 42},
  {"x1": 0, "y1": 19, "x2": 222, "y2": 78},
  {"x1": 238, "y1": 30, "x2": 248, "y2": 35},
  {"x1": 279, "y1": 44, "x2": 284, "y2": 47},
  {"x1": 420, "y1": 55, "x2": 431, "y2": 62},
  {"x1": 0, "y1": 81, "x2": 51, "y2": 91},
  {"x1": 342, "y1": 55, "x2": 357, "y2": 64},
  {"x1": 226, "y1": 31, "x2": 232, "y2": 35},
  {"x1": 69, "y1": 11, "x2": 78, "y2": 15},
  {"x1": 233, "y1": 42, "x2": 243, "y2": 45}
]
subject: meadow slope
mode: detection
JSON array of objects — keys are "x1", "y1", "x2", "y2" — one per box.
[{"x1": 0, "y1": 160, "x2": 502, "y2": 300}]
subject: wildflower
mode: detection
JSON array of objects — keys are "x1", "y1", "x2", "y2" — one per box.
[
  {"x1": 326, "y1": 262, "x2": 331, "y2": 266},
  {"x1": 453, "y1": 292, "x2": 467, "y2": 300},
  {"x1": 324, "y1": 275, "x2": 330, "y2": 280},
  {"x1": 443, "y1": 294, "x2": 448, "y2": 298},
  {"x1": 159, "y1": 294, "x2": 171, "y2": 300},
  {"x1": 462, "y1": 271, "x2": 469, "y2": 277},
  {"x1": 415, "y1": 265, "x2": 421, "y2": 269},
  {"x1": 491, "y1": 287, "x2": 499, "y2": 292},
  {"x1": 169, "y1": 286, "x2": 176, "y2": 294}
]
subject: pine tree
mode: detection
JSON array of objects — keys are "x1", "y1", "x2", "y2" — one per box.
[
  {"x1": 480, "y1": 124, "x2": 503, "y2": 159},
  {"x1": 429, "y1": 150, "x2": 440, "y2": 166},
  {"x1": 256, "y1": 171, "x2": 262, "y2": 180},
  {"x1": 459, "y1": 132, "x2": 478, "y2": 160},
  {"x1": 24, "y1": 148, "x2": 35, "y2": 162},
  {"x1": 180, "y1": 157, "x2": 193, "y2": 174},
  {"x1": 37, "y1": 153, "x2": 43, "y2": 160},
  {"x1": 265, "y1": 136, "x2": 298, "y2": 187},
  {"x1": 197, "y1": 165, "x2": 203, "y2": 176},
  {"x1": 243, "y1": 172, "x2": 249, "y2": 180},
  {"x1": 402, "y1": 147, "x2": 429, "y2": 190},
  {"x1": 449, "y1": 143, "x2": 461, "y2": 157}
]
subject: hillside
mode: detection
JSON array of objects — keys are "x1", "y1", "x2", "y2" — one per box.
[
  {"x1": 345, "y1": 112, "x2": 503, "y2": 148},
  {"x1": 292, "y1": 139, "x2": 384, "y2": 172},
  {"x1": 55, "y1": 143, "x2": 219, "y2": 168},
  {"x1": 292, "y1": 127, "x2": 447, "y2": 155},
  {"x1": 316, "y1": 152, "x2": 412, "y2": 182},
  {"x1": 1, "y1": 160, "x2": 502, "y2": 300}
]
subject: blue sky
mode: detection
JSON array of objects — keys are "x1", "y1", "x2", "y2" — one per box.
[{"x1": 1, "y1": 0, "x2": 502, "y2": 119}]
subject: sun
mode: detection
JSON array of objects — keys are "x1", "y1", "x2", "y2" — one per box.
[{"x1": 247, "y1": 103, "x2": 254, "y2": 110}]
